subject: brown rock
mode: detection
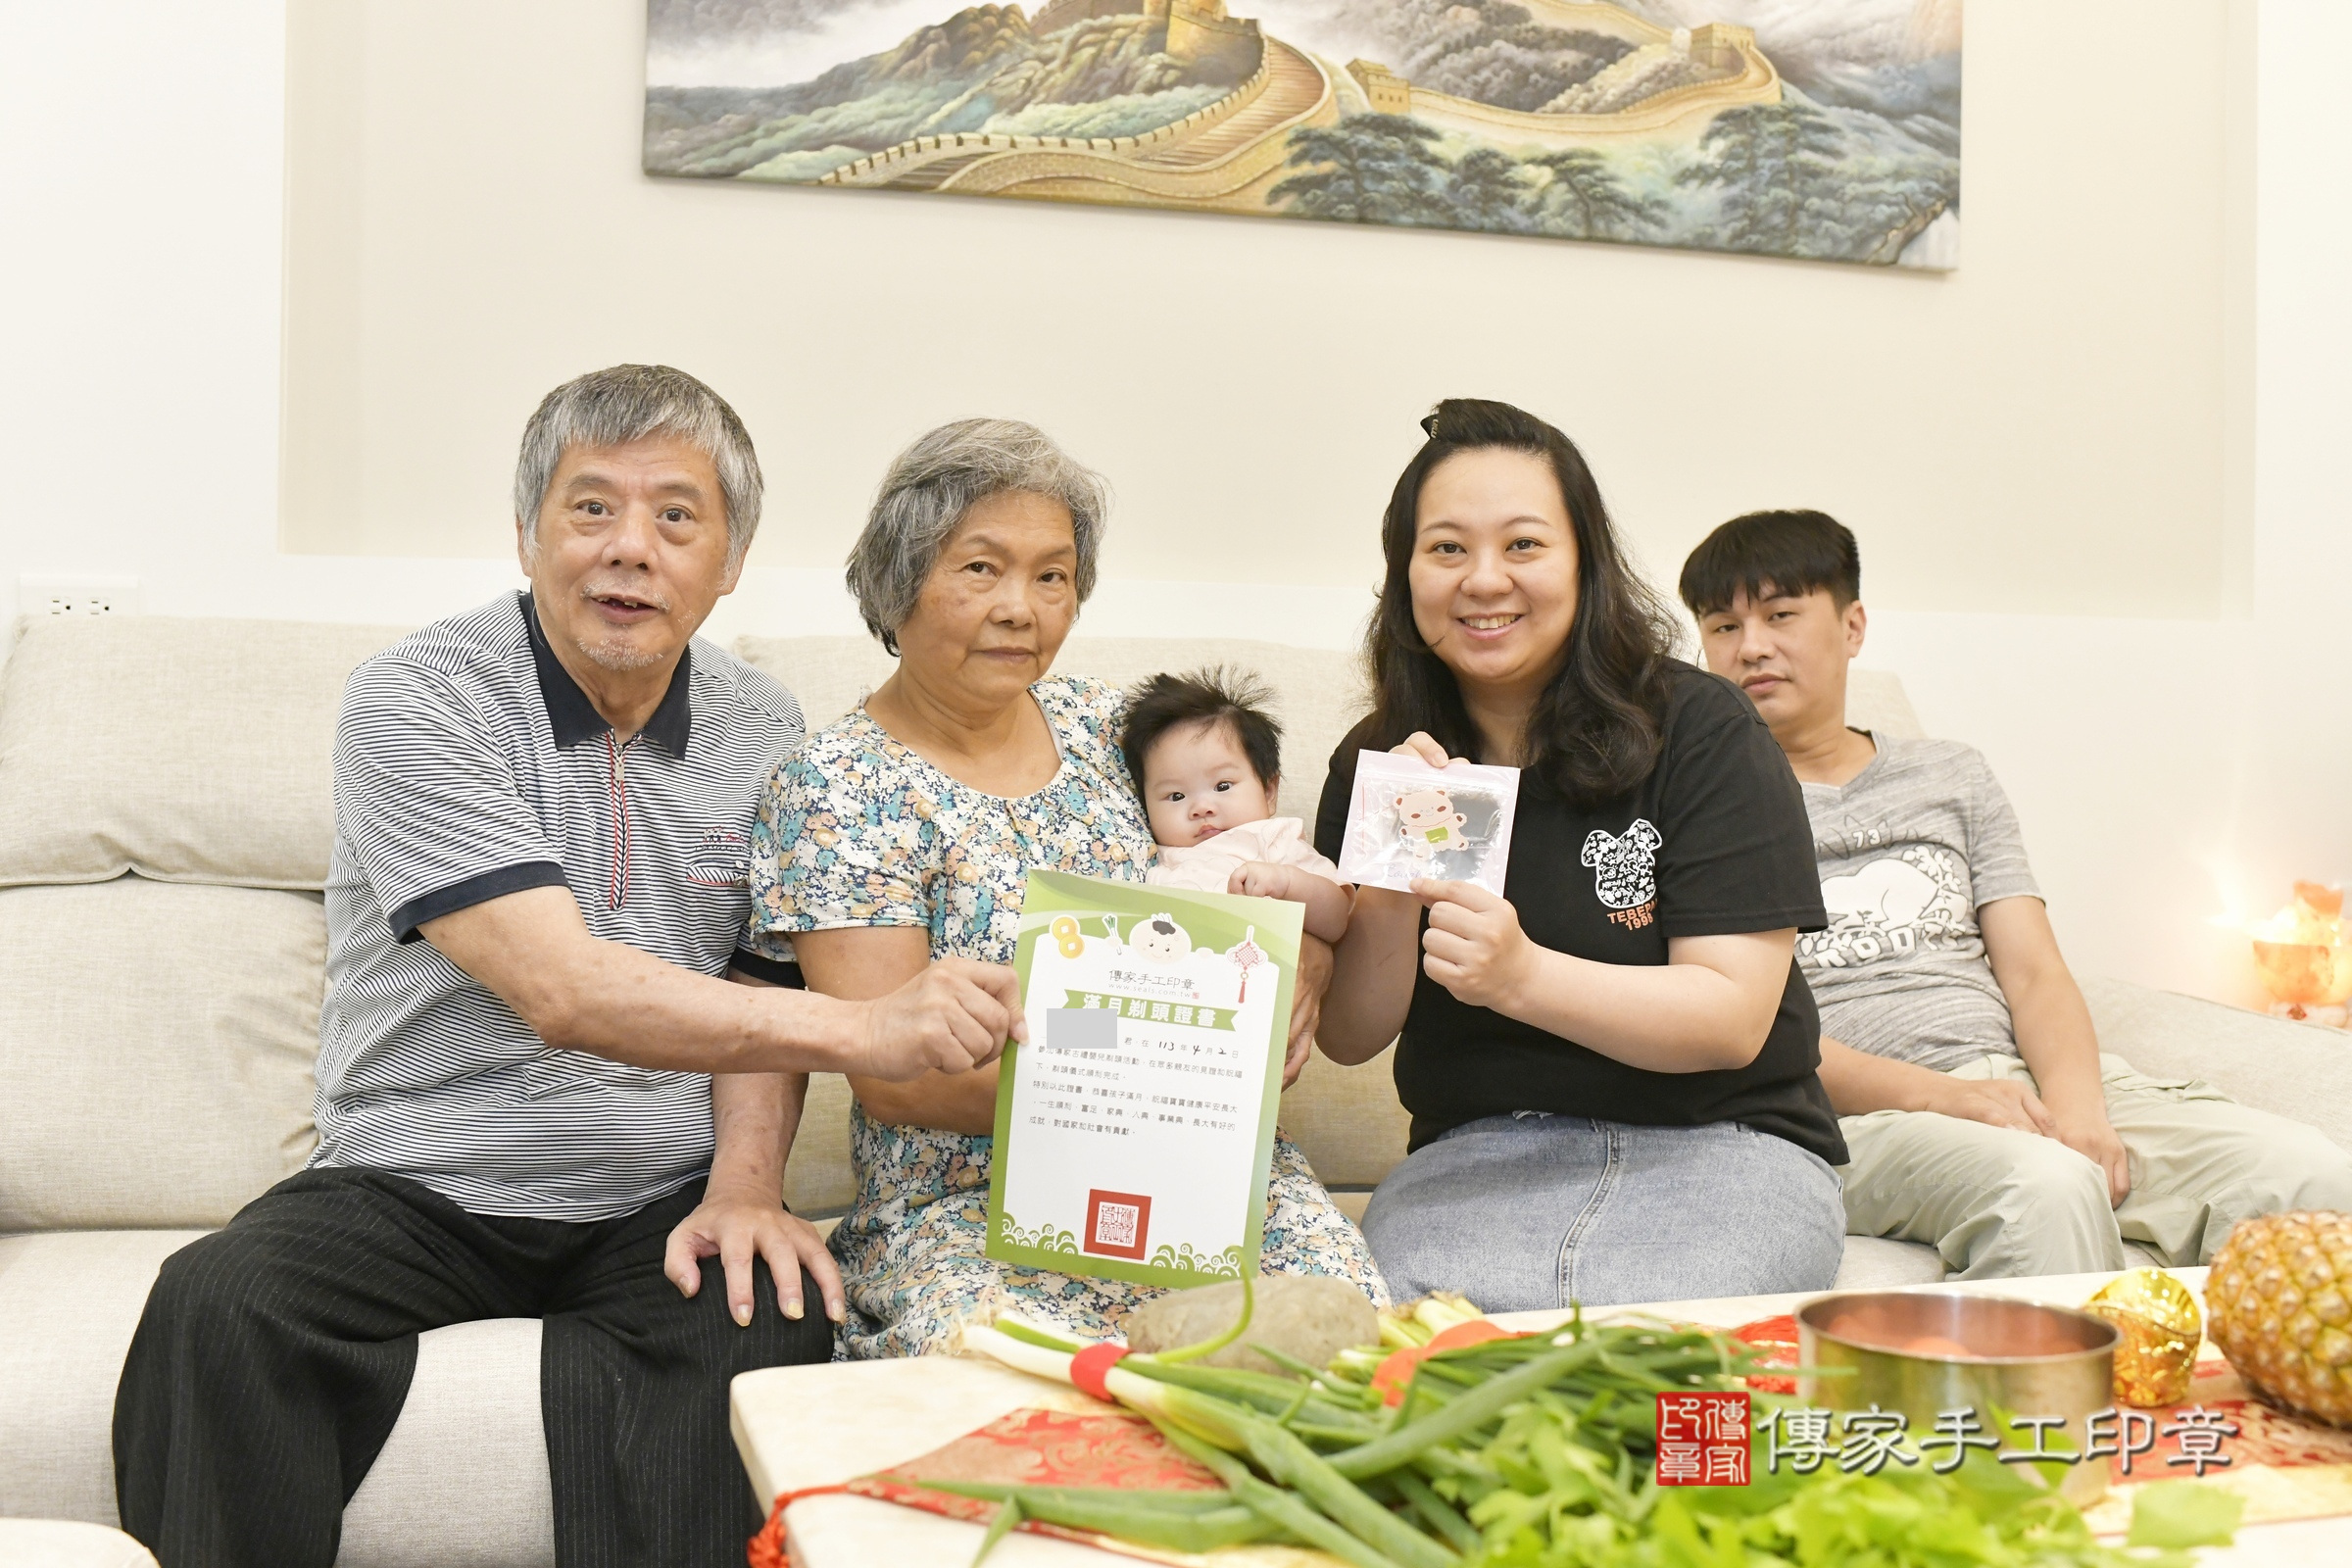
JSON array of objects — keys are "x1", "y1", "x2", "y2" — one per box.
[{"x1": 1122, "y1": 1273, "x2": 1378, "y2": 1375}]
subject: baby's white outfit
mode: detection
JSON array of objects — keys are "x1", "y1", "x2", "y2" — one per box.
[{"x1": 1147, "y1": 816, "x2": 1342, "y2": 893}]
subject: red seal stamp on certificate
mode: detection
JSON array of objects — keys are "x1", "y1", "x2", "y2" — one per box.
[{"x1": 1082, "y1": 1189, "x2": 1152, "y2": 1259}]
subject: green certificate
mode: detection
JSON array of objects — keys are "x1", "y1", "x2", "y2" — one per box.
[{"x1": 986, "y1": 869, "x2": 1303, "y2": 1290}]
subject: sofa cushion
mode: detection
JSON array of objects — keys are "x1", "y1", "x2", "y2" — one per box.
[
  {"x1": 0, "y1": 1521, "x2": 160, "y2": 1568},
  {"x1": 728, "y1": 635, "x2": 897, "y2": 737},
  {"x1": 1280, "y1": 1045, "x2": 1411, "y2": 1193},
  {"x1": 2082, "y1": 975, "x2": 2352, "y2": 1152},
  {"x1": 785, "y1": 1075, "x2": 857, "y2": 1218},
  {"x1": 341, "y1": 1318, "x2": 553, "y2": 1568},
  {"x1": 1846, "y1": 666, "x2": 1925, "y2": 740},
  {"x1": 1831, "y1": 1235, "x2": 1951, "y2": 1290},
  {"x1": 0, "y1": 1229, "x2": 209, "y2": 1526},
  {"x1": 0, "y1": 1229, "x2": 553, "y2": 1568},
  {"x1": 0, "y1": 615, "x2": 409, "y2": 891},
  {"x1": 0, "y1": 880, "x2": 322, "y2": 1230}
]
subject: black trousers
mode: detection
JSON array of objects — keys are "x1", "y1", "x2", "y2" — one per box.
[{"x1": 114, "y1": 1168, "x2": 834, "y2": 1568}]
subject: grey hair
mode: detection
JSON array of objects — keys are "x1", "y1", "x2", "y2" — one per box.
[
  {"x1": 848, "y1": 417, "x2": 1108, "y2": 654},
  {"x1": 514, "y1": 365, "x2": 763, "y2": 566}
]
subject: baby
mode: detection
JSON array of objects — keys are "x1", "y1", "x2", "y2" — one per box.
[{"x1": 1121, "y1": 668, "x2": 1351, "y2": 943}]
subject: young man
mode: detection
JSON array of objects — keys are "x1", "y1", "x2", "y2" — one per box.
[{"x1": 1681, "y1": 510, "x2": 2352, "y2": 1278}]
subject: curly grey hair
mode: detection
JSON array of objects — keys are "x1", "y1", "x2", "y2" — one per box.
[
  {"x1": 848, "y1": 417, "x2": 1108, "y2": 654},
  {"x1": 514, "y1": 365, "x2": 763, "y2": 566}
]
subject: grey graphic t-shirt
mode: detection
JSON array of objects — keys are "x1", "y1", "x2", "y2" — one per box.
[{"x1": 1798, "y1": 735, "x2": 2041, "y2": 1073}]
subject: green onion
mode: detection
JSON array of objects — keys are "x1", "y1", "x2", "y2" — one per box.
[
  {"x1": 1150, "y1": 1416, "x2": 1406, "y2": 1568},
  {"x1": 1392, "y1": 1469, "x2": 1483, "y2": 1554},
  {"x1": 1238, "y1": 1413, "x2": 1458, "y2": 1568},
  {"x1": 1331, "y1": 1339, "x2": 1607, "y2": 1479},
  {"x1": 920, "y1": 1482, "x2": 1236, "y2": 1515},
  {"x1": 986, "y1": 1317, "x2": 1081, "y2": 1354},
  {"x1": 1121, "y1": 1356, "x2": 1383, "y2": 1436},
  {"x1": 966, "y1": 1496, "x2": 1020, "y2": 1568}
]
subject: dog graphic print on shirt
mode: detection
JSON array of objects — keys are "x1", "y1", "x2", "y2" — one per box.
[{"x1": 1583, "y1": 818, "x2": 1661, "y2": 929}]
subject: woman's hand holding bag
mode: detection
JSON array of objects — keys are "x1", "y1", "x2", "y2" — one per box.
[{"x1": 1413, "y1": 878, "x2": 1539, "y2": 1012}]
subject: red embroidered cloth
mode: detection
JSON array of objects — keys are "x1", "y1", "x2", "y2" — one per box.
[{"x1": 750, "y1": 1407, "x2": 1233, "y2": 1568}]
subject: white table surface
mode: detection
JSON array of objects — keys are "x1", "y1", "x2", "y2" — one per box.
[{"x1": 732, "y1": 1267, "x2": 2345, "y2": 1566}]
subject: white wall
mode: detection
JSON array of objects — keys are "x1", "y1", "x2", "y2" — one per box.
[
  {"x1": 0, "y1": 1, "x2": 515, "y2": 632},
  {"x1": 274, "y1": 0, "x2": 2238, "y2": 629},
  {"x1": 2, "y1": 0, "x2": 2344, "y2": 1010}
]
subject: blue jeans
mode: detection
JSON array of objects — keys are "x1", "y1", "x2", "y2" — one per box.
[{"x1": 1362, "y1": 1114, "x2": 1845, "y2": 1311}]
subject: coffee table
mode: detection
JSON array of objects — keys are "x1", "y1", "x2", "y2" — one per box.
[{"x1": 732, "y1": 1269, "x2": 2350, "y2": 1566}]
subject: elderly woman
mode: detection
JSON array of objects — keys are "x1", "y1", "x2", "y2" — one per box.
[{"x1": 742, "y1": 418, "x2": 1385, "y2": 1358}]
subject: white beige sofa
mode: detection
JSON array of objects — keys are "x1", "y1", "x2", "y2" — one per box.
[{"x1": 6, "y1": 612, "x2": 2349, "y2": 1566}]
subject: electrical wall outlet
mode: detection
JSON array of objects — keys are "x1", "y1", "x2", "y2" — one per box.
[{"x1": 19, "y1": 575, "x2": 142, "y2": 617}]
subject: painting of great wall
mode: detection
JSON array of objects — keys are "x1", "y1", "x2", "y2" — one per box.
[{"x1": 644, "y1": 0, "x2": 1961, "y2": 269}]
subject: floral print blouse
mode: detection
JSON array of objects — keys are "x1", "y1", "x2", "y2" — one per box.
[
  {"x1": 743, "y1": 674, "x2": 1387, "y2": 1358},
  {"x1": 745, "y1": 674, "x2": 1152, "y2": 966}
]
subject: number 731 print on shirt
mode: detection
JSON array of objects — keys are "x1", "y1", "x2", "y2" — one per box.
[{"x1": 987, "y1": 870, "x2": 1302, "y2": 1290}]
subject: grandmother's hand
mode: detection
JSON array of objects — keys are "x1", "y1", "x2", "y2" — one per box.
[
  {"x1": 1414, "y1": 878, "x2": 1539, "y2": 1013},
  {"x1": 1284, "y1": 934, "x2": 1334, "y2": 1089},
  {"x1": 857, "y1": 957, "x2": 1024, "y2": 1081}
]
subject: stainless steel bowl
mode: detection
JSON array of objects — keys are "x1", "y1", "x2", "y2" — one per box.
[{"x1": 1797, "y1": 1290, "x2": 2121, "y2": 1506}]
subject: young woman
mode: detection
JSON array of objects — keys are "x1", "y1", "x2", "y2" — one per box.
[{"x1": 1315, "y1": 399, "x2": 1846, "y2": 1310}]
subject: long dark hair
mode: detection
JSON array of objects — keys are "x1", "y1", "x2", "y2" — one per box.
[{"x1": 1366, "y1": 399, "x2": 1682, "y2": 808}]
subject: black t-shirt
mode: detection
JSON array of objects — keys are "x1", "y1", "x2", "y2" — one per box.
[{"x1": 1313, "y1": 662, "x2": 1846, "y2": 1166}]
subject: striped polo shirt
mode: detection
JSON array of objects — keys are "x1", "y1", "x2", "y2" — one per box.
[{"x1": 316, "y1": 591, "x2": 805, "y2": 1220}]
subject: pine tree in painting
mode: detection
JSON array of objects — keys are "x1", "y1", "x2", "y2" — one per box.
[
  {"x1": 1676, "y1": 102, "x2": 1847, "y2": 256},
  {"x1": 1442, "y1": 146, "x2": 1536, "y2": 233},
  {"x1": 1527, "y1": 147, "x2": 1665, "y2": 241},
  {"x1": 1270, "y1": 115, "x2": 1450, "y2": 226}
]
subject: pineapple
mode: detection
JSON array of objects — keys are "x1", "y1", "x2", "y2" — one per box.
[{"x1": 2205, "y1": 1209, "x2": 2352, "y2": 1428}]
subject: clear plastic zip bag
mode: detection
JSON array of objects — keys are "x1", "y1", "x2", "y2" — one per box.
[{"x1": 1334, "y1": 750, "x2": 1521, "y2": 897}]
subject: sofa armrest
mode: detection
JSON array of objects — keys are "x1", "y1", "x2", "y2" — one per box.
[{"x1": 2081, "y1": 975, "x2": 2352, "y2": 1151}]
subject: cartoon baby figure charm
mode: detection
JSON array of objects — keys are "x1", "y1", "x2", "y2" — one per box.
[
  {"x1": 1395, "y1": 786, "x2": 1469, "y2": 864},
  {"x1": 1131, "y1": 913, "x2": 1191, "y2": 965},
  {"x1": 1338, "y1": 749, "x2": 1520, "y2": 897}
]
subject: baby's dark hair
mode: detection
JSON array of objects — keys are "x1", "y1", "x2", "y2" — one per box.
[{"x1": 1121, "y1": 667, "x2": 1283, "y2": 792}]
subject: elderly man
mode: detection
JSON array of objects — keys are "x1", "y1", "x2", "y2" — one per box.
[{"x1": 113, "y1": 367, "x2": 1022, "y2": 1568}]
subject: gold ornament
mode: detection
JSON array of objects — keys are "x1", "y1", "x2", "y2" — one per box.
[{"x1": 2085, "y1": 1267, "x2": 2201, "y2": 1407}]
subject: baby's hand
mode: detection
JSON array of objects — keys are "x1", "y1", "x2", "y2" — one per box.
[{"x1": 1228, "y1": 861, "x2": 1296, "y2": 903}]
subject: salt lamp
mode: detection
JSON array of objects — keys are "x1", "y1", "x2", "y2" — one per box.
[{"x1": 2251, "y1": 882, "x2": 2352, "y2": 1026}]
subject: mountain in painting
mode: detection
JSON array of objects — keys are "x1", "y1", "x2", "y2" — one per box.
[{"x1": 644, "y1": 0, "x2": 1964, "y2": 270}]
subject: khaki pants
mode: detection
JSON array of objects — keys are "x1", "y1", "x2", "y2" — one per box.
[{"x1": 1838, "y1": 1053, "x2": 2352, "y2": 1279}]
